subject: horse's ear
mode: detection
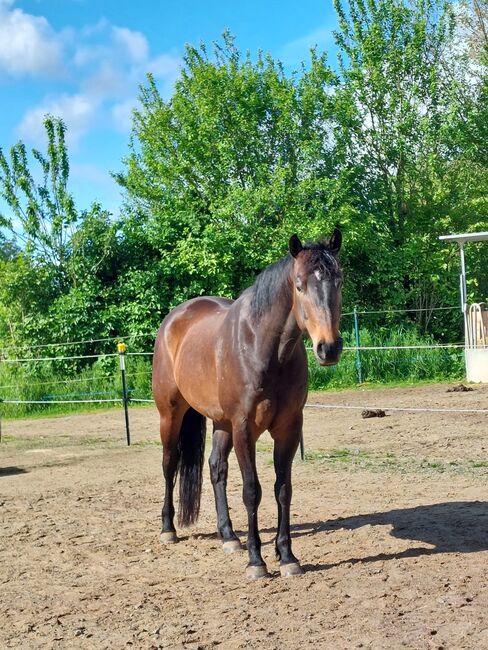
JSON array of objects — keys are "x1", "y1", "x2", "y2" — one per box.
[
  {"x1": 289, "y1": 234, "x2": 303, "y2": 258},
  {"x1": 328, "y1": 228, "x2": 342, "y2": 254}
]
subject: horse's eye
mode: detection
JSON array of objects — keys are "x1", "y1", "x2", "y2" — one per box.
[{"x1": 296, "y1": 285, "x2": 302, "y2": 293}]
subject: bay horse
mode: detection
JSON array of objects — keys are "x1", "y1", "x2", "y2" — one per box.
[{"x1": 152, "y1": 230, "x2": 343, "y2": 578}]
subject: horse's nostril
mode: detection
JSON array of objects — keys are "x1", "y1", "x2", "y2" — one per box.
[
  {"x1": 317, "y1": 341, "x2": 328, "y2": 360},
  {"x1": 317, "y1": 339, "x2": 342, "y2": 363}
]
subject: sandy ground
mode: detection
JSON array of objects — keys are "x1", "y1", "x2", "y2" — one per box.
[{"x1": 1, "y1": 382, "x2": 488, "y2": 649}]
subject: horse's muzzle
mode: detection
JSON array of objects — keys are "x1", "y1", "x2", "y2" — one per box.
[{"x1": 315, "y1": 337, "x2": 343, "y2": 366}]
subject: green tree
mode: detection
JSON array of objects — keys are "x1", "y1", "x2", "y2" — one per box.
[
  {"x1": 0, "y1": 232, "x2": 18, "y2": 261},
  {"x1": 0, "y1": 116, "x2": 76, "y2": 278},
  {"x1": 333, "y1": 0, "x2": 456, "y2": 243},
  {"x1": 330, "y1": 0, "x2": 488, "y2": 337},
  {"x1": 0, "y1": 117, "x2": 123, "y2": 352},
  {"x1": 117, "y1": 34, "x2": 353, "y2": 309}
]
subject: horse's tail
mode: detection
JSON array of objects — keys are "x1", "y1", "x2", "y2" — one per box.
[{"x1": 177, "y1": 407, "x2": 206, "y2": 528}]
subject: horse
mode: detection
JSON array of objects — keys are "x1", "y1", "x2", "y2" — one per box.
[{"x1": 152, "y1": 229, "x2": 343, "y2": 578}]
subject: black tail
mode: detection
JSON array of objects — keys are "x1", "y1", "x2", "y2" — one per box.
[{"x1": 177, "y1": 407, "x2": 206, "y2": 527}]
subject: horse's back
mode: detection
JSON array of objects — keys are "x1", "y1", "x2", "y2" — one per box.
[{"x1": 159, "y1": 295, "x2": 232, "y2": 347}]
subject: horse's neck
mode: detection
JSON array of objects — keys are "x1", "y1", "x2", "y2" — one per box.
[
  {"x1": 249, "y1": 289, "x2": 302, "y2": 365},
  {"x1": 276, "y1": 309, "x2": 303, "y2": 364}
]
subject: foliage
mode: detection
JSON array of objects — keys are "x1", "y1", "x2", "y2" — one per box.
[
  {"x1": 0, "y1": 116, "x2": 76, "y2": 273},
  {"x1": 331, "y1": 0, "x2": 480, "y2": 322},
  {"x1": 0, "y1": 118, "x2": 126, "y2": 350},
  {"x1": 0, "y1": 350, "x2": 153, "y2": 418},
  {"x1": 1, "y1": 3, "x2": 487, "y2": 391},
  {"x1": 116, "y1": 33, "x2": 353, "y2": 304},
  {"x1": 0, "y1": 327, "x2": 463, "y2": 418},
  {"x1": 308, "y1": 326, "x2": 464, "y2": 390}
]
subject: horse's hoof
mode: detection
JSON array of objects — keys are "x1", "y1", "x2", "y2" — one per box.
[
  {"x1": 280, "y1": 562, "x2": 303, "y2": 577},
  {"x1": 246, "y1": 564, "x2": 269, "y2": 580},
  {"x1": 222, "y1": 539, "x2": 242, "y2": 554},
  {"x1": 160, "y1": 531, "x2": 178, "y2": 545}
]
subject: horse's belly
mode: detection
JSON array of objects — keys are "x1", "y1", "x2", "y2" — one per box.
[
  {"x1": 173, "y1": 342, "x2": 224, "y2": 422},
  {"x1": 178, "y1": 386, "x2": 224, "y2": 422}
]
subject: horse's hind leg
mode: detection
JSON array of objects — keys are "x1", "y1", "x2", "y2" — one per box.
[
  {"x1": 209, "y1": 425, "x2": 241, "y2": 553},
  {"x1": 159, "y1": 409, "x2": 185, "y2": 544}
]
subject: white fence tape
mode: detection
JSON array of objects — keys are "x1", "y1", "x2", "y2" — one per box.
[{"x1": 305, "y1": 403, "x2": 488, "y2": 414}]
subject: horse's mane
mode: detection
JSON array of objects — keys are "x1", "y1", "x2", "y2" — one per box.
[
  {"x1": 249, "y1": 241, "x2": 341, "y2": 321},
  {"x1": 249, "y1": 255, "x2": 293, "y2": 321}
]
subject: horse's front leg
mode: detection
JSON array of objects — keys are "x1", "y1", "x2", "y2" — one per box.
[
  {"x1": 233, "y1": 425, "x2": 267, "y2": 579},
  {"x1": 209, "y1": 426, "x2": 242, "y2": 553},
  {"x1": 270, "y1": 415, "x2": 303, "y2": 577}
]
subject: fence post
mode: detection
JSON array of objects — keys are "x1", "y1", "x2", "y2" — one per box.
[
  {"x1": 353, "y1": 306, "x2": 363, "y2": 384},
  {"x1": 118, "y1": 342, "x2": 131, "y2": 446}
]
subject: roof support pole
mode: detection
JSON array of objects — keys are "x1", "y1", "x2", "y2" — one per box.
[{"x1": 458, "y1": 242, "x2": 469, "y2": 347}]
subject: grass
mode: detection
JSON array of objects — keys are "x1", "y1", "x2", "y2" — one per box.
[
  {"x1": 307, "y1": 327, "x2": 464, "y2": 390},
  {"x1": 0, "y1": 354, "x2": 152, "y2": 419},
  {"x1": 300, "y1": 447, "x2": 488, "y2": 476},
  {"x1": 0, "y1": 433, "x2": 124, "y2": 450},
  {"x1": 0, "y1": 326, "x2": 465, "y2": 419},
  {"x1": 3, "y1": 431, "x2": 487, "y2": 478}
]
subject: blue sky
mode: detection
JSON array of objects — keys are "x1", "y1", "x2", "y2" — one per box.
[{"x1": 0, "y1": 0, "x2": 338, "y2": 217}]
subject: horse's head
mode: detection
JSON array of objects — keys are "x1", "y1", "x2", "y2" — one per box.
[{"x1": 289, "y1": 229, "x2": 343, "y2": 366}]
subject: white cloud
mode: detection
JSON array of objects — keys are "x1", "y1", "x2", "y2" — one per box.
[
  {"x1": 112, "y1": 26, "x2": 148, "y2": 63},
  {"x1": 147, "y1": 53, "x2": 181, "y2": 79},
  {"x1": 74, "y1": 24, "x2": 151, "y2": 67},
  {"x1": 0, "y1": 1, "x2": 64, "y2": 77},
  {"x1": 280, "y1": 26, "x2": 333, "y2": 66},
  {"x1": 111, "y1": 98, "x2": 136, "y2": 132},
  {"x1": 80, "y1": 18, "x2": 110, "y2": 38},
  {"x1": 15, "y1": 11, "x2": 181, "y2": 145},
  {"x1": 81, "y1": 62, "x2": 126, "y2": 101},
  {"x1": 18, "y1": 93, "x2": 98, "y2": 145},
  {"x1": 73, "y1": 43, "x2": 108, "y2": 67}
]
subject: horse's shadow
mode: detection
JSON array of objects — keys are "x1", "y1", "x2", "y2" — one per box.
[
  {"x1": 286, "y1": 500, "x2": 488, "y2": 571},
  {"x1": 188, "y1": 502, "x2": 488, "y2": 570},
  {"x1": 189, "y1": 501, "x2": 488, "y2": 570}
]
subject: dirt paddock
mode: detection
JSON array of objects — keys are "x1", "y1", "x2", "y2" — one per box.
[{"x1": 1, "y1": 382, "x2": 488, "y2": 649}]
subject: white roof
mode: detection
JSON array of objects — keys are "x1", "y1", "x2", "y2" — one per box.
[{"x1": 439, "y1": 232, "x2": 488, "y2": 244}]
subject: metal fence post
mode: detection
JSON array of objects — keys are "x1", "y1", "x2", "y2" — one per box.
[
  {"x1": 353, "y1": 306, "x2": 363, "y2": 384},
  {"x1": 118, "y1": 342, "x2": 131, "y2": 446}
]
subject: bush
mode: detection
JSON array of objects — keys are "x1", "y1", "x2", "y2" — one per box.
[{"x1": 308, "y1": 327, "x2": 464, "y2": 390}]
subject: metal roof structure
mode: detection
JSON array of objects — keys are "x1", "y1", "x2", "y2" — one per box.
[
  {"x1": 439, "y1": 231, "x2": 488, "y2": 380},
  {"x1": 438, "y1": 232, "x2": 488, "y2": 318},
  {"x1": 439, "y1": 232, "x2": 488, "y2": 244}
]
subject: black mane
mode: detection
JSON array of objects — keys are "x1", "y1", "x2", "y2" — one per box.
[
  {"x1": 249, "y1": 241, "x2": 341, "y2": 321},
  {"x1": 250, "y1": 255, "x2": 293, "y2": 321}
]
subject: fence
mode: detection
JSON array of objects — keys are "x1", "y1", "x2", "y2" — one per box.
[{"x1": 0, "y1": 306, "x2": 485, "y2": 446}]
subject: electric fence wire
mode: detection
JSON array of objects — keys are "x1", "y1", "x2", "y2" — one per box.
[
  {"x1": 0, "y1": 343, "x2": 465, "y2": 364},
  {"x1": 0, "y1": 305, "x2": 460, "y2": 355}
]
